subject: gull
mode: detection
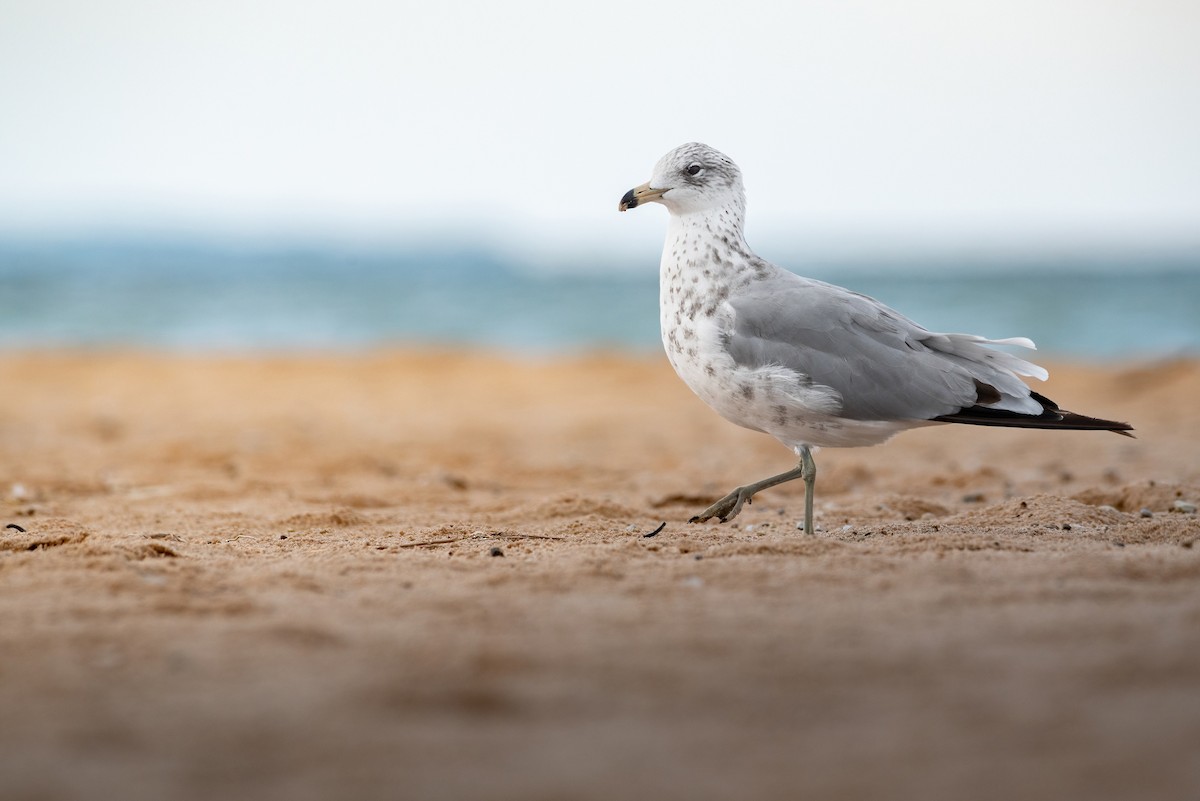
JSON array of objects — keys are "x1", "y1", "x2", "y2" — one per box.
[{"x1": 619, "y1": 142, "x2": 1133, "y2": 535}]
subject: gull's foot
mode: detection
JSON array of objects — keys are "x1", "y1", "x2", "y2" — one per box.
[{"x1": 689, "y1": 487, "x2": 752, "y2": 524}]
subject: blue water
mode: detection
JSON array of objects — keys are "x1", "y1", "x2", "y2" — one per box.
[{"x1": 1, "y1": 238, "x2": 1197, "y2": 358}]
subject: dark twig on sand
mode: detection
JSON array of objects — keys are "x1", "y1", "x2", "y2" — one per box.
[
  {"x1": 396, "y1": 537, "x2": 462, "y2": 549},
  {"x1": 395, "y1": 531, "x2": 566, "y2": 549}
]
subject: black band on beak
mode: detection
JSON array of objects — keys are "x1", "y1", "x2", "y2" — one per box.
[{"x1": 619, "y1": 188, "x2": 639, "y2": 211}]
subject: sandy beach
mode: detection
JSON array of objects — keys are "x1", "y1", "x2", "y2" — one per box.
[{"x1": 1, "y1": 349, "x2": 1197, "y2": 801}]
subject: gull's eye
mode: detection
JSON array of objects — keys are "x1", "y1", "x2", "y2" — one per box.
[{"x1": 686, "y1": 163, "x2": 703, "y2": 176}]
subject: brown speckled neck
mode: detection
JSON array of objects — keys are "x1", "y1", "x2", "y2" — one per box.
[{"x1": 659, "y1": 204, "x2": 768, "y2": 367}]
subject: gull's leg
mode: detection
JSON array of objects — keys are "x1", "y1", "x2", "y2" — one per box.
[
  {"x1": 689, "y1": 446, "x2": 819, "y2": 533},
  {"x1": 689, "y1": 460, "x2": 808, "y2": 525},
  {"x1": 799, "y1": 445, "x2": 817, "y2": 536}
]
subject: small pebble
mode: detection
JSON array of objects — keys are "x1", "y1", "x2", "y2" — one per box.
[
  {"x1": 962, "y1": 492, "x2": 985, "y2": 503},
  {"x1": 1062, "y1": 523, "x2": 1072, "y2": 531},
  {"x1": 1139, "y1": 508, "x2": 1153, "y2": 518},
  {"x1": 1172, "y1": 500, "x2": 1197, "y2": 514},
  {"x1": 489, "y1": 546, "x2": 504, "y2": 557}
]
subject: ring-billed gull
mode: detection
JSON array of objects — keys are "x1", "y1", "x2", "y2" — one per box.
[{"x1": 619, "y1": 142, "x2": 1133, "y2": 535}]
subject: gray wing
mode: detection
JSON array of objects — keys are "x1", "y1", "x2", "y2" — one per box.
[{"x1": 725, "y1": 274, "x2": 1047, "y2": 421}]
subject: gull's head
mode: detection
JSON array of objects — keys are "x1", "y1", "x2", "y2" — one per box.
[{"x1": 618, "y1": 142, "x2": 744, "y2": 216}]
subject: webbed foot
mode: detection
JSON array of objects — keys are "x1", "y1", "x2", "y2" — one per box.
[{"x1": 689, "y1": 487, "x2": 753, "y2": 523}]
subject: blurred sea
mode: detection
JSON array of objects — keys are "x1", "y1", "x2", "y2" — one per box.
[{"x1": 1, "y1": 238, "x2": 1197, "y2": 359}]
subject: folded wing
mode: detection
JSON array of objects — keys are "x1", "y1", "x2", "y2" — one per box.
[{"x1": 725, "y1": 273, "x2": 1131, "y2": 435}]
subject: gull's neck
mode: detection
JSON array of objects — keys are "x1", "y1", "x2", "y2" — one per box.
[
  {"x1": 659, "y1": 201, "x2": 762, "y2": 363},
  {"x1": 661, "y1": 200, "x2": 757, "y2": 290}
]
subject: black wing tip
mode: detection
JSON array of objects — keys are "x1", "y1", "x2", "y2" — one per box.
[
  {"x1": 1038, "y1": 408, "x2": 1136, "y2": 437},
  {"x1": 934, "y1": 403, "x2": 1134, "y2": 436}
]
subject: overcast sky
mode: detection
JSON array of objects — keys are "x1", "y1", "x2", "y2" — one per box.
[{"x1": 1, "y1": 0, "x2": 1198, "y2": 257}]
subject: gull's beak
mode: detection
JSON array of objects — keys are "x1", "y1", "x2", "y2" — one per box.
[{"x1": 618, "y1": 182, "x2": 668, "y2": 212}]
